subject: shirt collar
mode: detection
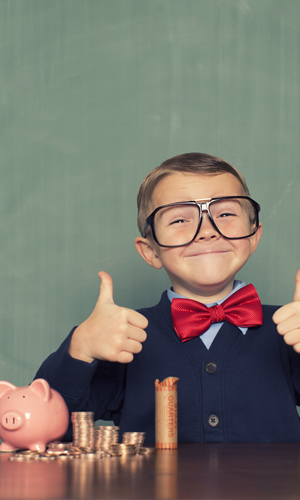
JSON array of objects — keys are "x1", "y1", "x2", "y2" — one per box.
[{"x1": 167, "y1": 280, "x2": 246, "y2": 306}]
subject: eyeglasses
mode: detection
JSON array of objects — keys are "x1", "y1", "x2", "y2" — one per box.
[{"x1": 143, "y1": 196, "x2": 261, "y2": 248}]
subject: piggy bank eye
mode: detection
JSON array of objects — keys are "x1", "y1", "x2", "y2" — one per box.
[
  {"x1": 7, "y1": 396, "x2": 10, "y2": 399},
  {"x1": 22, "y1": 396, "x2": 26, "y2": 398}
]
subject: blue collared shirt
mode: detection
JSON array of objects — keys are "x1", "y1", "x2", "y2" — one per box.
[{"x1": 167, "y1": 280, "x2": 248, "y2": 349}]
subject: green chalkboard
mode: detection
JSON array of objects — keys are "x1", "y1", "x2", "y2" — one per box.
[{"x1": 0, "y1": 0, "x2": 299, "y2": 386}]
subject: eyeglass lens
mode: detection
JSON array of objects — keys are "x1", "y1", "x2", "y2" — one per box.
[{"x1": 154, "y1": 198, "x2": 257, "y2": 246}]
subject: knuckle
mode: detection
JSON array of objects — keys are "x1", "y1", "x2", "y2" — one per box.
[
  {"x1": 108, "y1": 348, "x2": 119, "y2": 362},
  {"x1": 118, "y1": 308, "x2": 130, "y2": 321},
  {"x1": 113, "y1": 336, "x2": 126, "y2": 352},
  {"x1": 115, "y1": 322, "x2": 131, "y2": 338}
]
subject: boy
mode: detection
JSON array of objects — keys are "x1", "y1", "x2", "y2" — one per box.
[{"x1": 35, "y1": 153, "x2": 300, "y2": 443}]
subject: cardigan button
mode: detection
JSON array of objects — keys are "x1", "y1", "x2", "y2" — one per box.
[
  {"x1": 208, "y1": 414, "x2": 219, "y2": 427},
  {"x1": 206, "y1": 362, "x2": 217, "y2": 374}
]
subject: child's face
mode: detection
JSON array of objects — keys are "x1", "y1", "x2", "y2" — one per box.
[{"x1": 135, "y1": 172, "x2": 262, "y2": 302}]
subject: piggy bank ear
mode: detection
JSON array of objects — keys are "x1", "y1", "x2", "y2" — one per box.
[
  {"x1": 30, "y1": 379, "x2": 51, "y2": 402},
  {"x1": 0, "y1": 381, "x2": 16, "y2": 399}
]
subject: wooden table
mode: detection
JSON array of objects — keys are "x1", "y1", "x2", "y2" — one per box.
[{"x1": 1, "y1": 443, "x2": 300, "y2": 499}]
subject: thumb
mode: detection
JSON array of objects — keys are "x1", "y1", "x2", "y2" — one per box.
[
  {"x1": 293, "y1": 270, "x2": 300, "y2": 302},
  {"x1": 97, "y1": 271, "x2": 114, "y2": 304}
]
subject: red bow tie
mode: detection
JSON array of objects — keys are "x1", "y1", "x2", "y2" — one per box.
[{"x1": 171, "y1": 284, "x2": 263, "y2": 342}]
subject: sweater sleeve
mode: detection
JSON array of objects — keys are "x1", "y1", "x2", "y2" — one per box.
[{"x1": 34, "y1": 327, "x2": 127, "y2": 440}]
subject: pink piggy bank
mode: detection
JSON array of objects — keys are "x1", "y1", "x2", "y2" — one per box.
[{"x1": 0, "y1": 378, "x2": 69, "y2": 452}]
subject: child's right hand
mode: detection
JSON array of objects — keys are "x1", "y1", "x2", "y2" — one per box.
[{"x1": 68, "y1": 272, "x2": 148, "y2": 364}]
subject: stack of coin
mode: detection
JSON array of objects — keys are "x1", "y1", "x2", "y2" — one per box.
[
  {"x1": 8, "y1": 451, "x2": 40, "y2": 462},
  {"x1": 7, "y1": 438, "x2": 155, "y2": 462},
  {"x1": 71, "y1": 411, "x2": 95, "y2": 451},
  {"x1": 122, "y1": 432, "x2": 146, "y2": 450},
  {"x1": 138, "y1": 447, "x2": 156, "y2": 455},
  {"x1": 110, "y1": 443, "x2": 136, "y2": 455},
  {"x1": 95, "y1": 425, "x2": 119, "y2": 451}
]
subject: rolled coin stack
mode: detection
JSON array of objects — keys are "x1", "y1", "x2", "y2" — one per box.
[
  {"x1": 122, "y1": 432, "x2": 146, "y2": 450},
  {"x1": 95, "y1": 425, "x2": 119, "y2": 451},
  {"x1": 71, "y1": 411, "x2": 95, "y2": 451}
]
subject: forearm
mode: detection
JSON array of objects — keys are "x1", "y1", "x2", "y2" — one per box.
[
  {"x1": 34, "y1": 328, "x2": 127, "y2": 423},
  {"x1": 34, "y1": 328, "x2": 99, "y2": 400}
]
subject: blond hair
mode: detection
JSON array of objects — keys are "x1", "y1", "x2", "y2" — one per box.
[{"x1": 137, "y1": 152, "x2": 250, "y2": 234}]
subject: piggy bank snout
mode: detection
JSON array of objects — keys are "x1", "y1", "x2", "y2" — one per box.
[{"x1": 1, "y1": 411, "x2": 23, "y2": 430}]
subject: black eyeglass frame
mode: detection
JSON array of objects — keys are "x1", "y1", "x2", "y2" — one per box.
[{"x1": 142, "y1": 196, "x2": 261, "y2": 248}]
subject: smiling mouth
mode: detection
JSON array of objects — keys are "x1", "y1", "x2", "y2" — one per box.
[{"x1": 187, "y1": 250, "x2": 230, "y2": 258}]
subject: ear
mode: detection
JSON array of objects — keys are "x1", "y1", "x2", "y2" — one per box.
[
  {"x1": 30, "y1": 379, "x2": 51, "y2": 402},
  {"x1": 0, "y1": 381, "x2": 16, "y2": 399},
  {"x1": 134, "y1": 236, "x2": 163, "y2": 270},
  {"x1": 249, "y1": 223, "x2": 262, "y2": 255}
]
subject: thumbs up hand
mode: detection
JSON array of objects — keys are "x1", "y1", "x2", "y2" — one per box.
[
  {"x1": 273, "y1": 270, "x2": 300, "y2": 353},
  {"x1": 69, "y1": 272, "x2": 148, "y2": 364}
]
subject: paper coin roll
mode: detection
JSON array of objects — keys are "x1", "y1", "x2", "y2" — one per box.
[{"x1": 155, "y1": 376, "x2": 179, "y2": 449}]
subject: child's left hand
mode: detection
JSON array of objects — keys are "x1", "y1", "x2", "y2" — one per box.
[{"x1": 273, "y1": 270, "x2": 300, "y2": 353}]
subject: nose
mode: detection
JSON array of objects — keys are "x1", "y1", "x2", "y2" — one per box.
[
  {"x1": 195, "y1": 212, "x2": 219, "y2": 241},
  {"x1": 1, "y1": 411, "x2": 23, "y2": 430}
]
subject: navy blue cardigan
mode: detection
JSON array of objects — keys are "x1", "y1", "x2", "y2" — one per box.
[{"x1": 35, "y1": 291, "x2": 300, "y2": 443}]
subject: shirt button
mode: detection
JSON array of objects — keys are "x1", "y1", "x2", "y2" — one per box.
[
  {"x1": 208, "y1": 414, "x2": 219, "y2": 427},
  {"x1": 205, "y1": 362, "x2": 217, "y2": 374}
]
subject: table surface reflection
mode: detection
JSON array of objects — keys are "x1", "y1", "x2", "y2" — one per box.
[{"x1": 1, "y1": 443, "x2": 300, "y2": 500}]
